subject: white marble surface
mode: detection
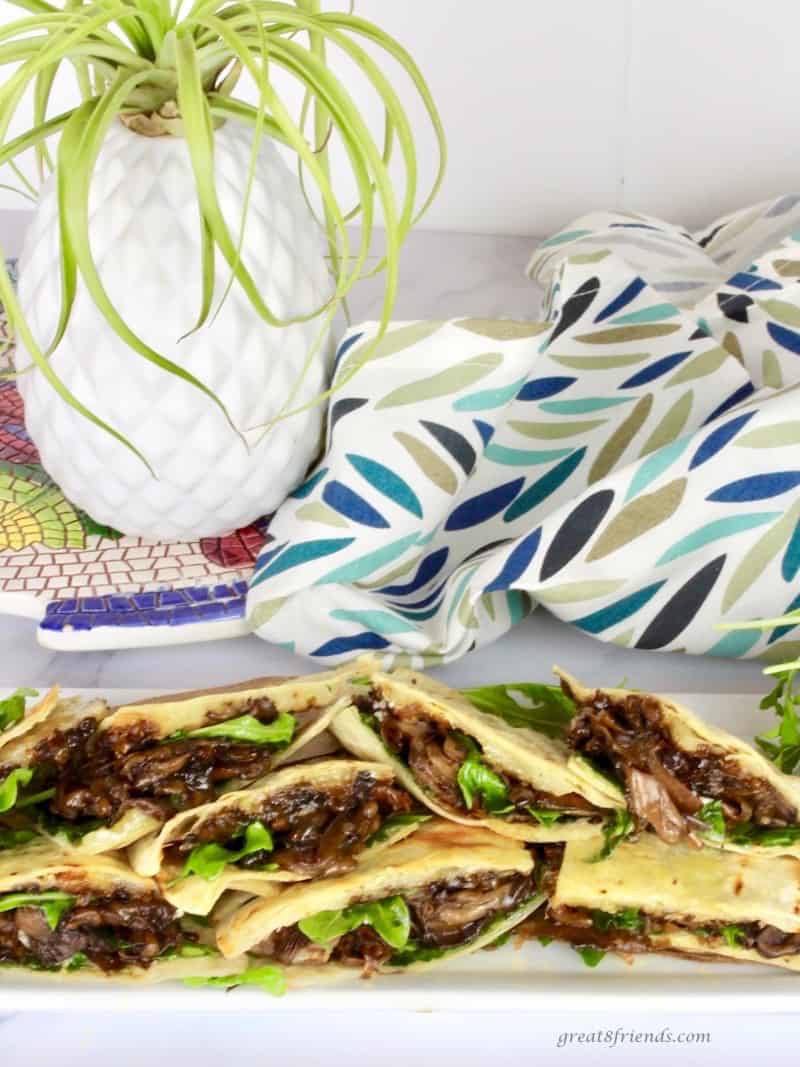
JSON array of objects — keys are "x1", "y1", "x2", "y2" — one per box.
[{"x1": 0, "y1": 213, "x2": 784, "y2": 1064}]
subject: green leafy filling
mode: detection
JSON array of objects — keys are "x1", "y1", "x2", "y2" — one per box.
[
  {"x1": 0, "y1": 689, "x2": 38, "y2": 733},
  {"x1": 38, "y1": 813, "x2": 106, "y2": 843},
  {"x1": 696, "y1": 799, "x2": 726, "y2": 844},
  {"x1": 365, "y1": 812, "x2": 430, "y2": 848},
  {"x1": 575, "y1": 946, "x2": 606, "y2": 967},
  {"x1": 729, "y1": 824, "x2": 800, "y2": 847},
  {"x1": 526, "y1": 807, "x2": 565, "y2": 827},
  {"x1": 0, "y1": 828, "x2": 36, "y2": 850},
  {"x1": 0, "y1": 768, "x2": 34, "y2": 814},
  {"x1": 588, "y1": 809, "x2": 634, "y2": 863},
  {"x1": 160, "y1": 942, "x2": 220, "y2": 960},
  {"x1": 299, "y1": 895, "x2": 411, "y2": 951},
  {"x1": 454, "y1": 734, "x2": 512, "y2": 815},
  {"x1": 755, "y1": 670, "x2": 800, "y2": 774},
  {"x1": 696, "y1": 799, "x2": 800, "y2": 849},
  {"x1": 0, "y1": 891, "x2": 75, "y2": 930},
  {"x1": 461, "y1": 683, "x2": 575, "y2": 737},
  {"x1": 169, "y1": 712, "x2": 296, "y2": 747},
  {"x1": 183, "y1": 964, "x2": 287, "y2": 996},
  {"x1": 720, "y1": 924, "x2": 747, "y2": 949},
  {"x1": 176, "y1": 822, "x2": 275, "y2": 882},
  {"x1": 591, "y1": 907, "x2": 645, "y2": 933}
]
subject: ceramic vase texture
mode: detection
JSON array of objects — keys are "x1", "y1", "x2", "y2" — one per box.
[{"x1": 15, "y1": 119, "x2": 333, "y2": 540}]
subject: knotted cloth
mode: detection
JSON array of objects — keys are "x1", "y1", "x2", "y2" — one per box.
[{"x1": 247, "y1": 195, "x2": 800, "y2": 667}]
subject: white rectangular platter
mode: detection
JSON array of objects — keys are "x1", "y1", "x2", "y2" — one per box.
[{"x1": 2, "y1": 686, "x2": 799, "y2": 1013}]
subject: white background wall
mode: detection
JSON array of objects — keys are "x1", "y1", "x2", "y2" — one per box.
[{"x1": 0, "y1": 0, "x2": 798, "y2": 234}]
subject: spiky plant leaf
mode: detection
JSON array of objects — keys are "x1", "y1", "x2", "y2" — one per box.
[{"x1": 0, "y1": 0, "x2": 445, "y2": 467}]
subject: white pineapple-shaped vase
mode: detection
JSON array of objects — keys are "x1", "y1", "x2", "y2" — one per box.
[{"x1": 15, "y1": 119, "x2": 333, "y2": 540}]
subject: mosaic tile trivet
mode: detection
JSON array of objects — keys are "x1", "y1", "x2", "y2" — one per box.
[{"x1": 0, "y1": 261, "x2": 271, "y2": 650}]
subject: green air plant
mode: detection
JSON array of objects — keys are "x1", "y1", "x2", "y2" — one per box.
[{"x1": 0, "y1": 1, "x2": 445, "y2": 539}]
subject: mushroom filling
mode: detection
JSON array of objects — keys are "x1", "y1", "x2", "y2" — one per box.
[
  {"x1": 0, "y1": 698, "x2": 298, "y2": 832},
  {"x1": 166, "y1": 772, "x2": 419, "y2": 880},
  {"x1": 251, "y1": 870, "x2": 538, "y2": 975},
  {"x1": 357, "y1": 692, "x2": 606, "y2": 824},
  {"x1": 0, "y1": 888, "x2": 187, "y2": 972},
  {"x1": 565, "y1": 688, "x2": 797, "y2": 844}
]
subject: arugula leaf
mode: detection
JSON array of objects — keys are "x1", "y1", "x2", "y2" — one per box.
[
  {"x1": 696, "y1": 800, "x2": 726, "y2": 844},
  {"x1": 588, "y1": 810, "x2": 634, "y2": 863},
  {"x1": 65, "y1": 952, "x2": 88, "y2": 971},
  {"x1": 755, "y1": 670, "x2": 800, "y2": 774},
  {"x1": 365, "y1": 812, "x2": 430, "y2": 847},
  {"x1": 0, "y1": 768, "x2": 34, "y2": 814},
  {"x1": 299, "y1": 895, "x2": 411, "y2": 951},
  {"x1": 462, "y1": 683, "x2": 574, "y2": 737},
  {"x1": 181, "y1": 712, "x2": 296, "y2": 747},
  {"x1": 161, "y1": 942, "x2": 219, "y2": 960},
  {"x1": 38, "y1": 813, "x2": 105, "y2": 843},
  {"x1": 183, "y1": 964, "x2": 287, "y2": 996},
  {"x1": 575, "y1": 945, "x2": 606, "y2": 967},
  {"x1": 0, "y1": 891, "x2": 75, "y2": 930},
  {"x1": 0, "y1": 689, "x2": 38, "y2": 733},
  {"x1": 526, "y1": 807, "x2": 564, "y2": 827},
  {"x1": 591, "y1": 907, "x2": 645, "y2": 933},
  {"x1": 389, "y1": 941, "x2": 449, "y2": 966},
  {"x1": 0, "y1": 828, "x2": 36, "y2": 850},
  {"x1": 454, "y1": 734, "x2": 512, "y2": 814},
  {"x1": 537, "y1": 935, "x2": 554, "y2": 947},
  {"x1": 728, "y1": 823, "x2": 800, "y2": 847},
  {"x1": 487, "y1": 930, "x2": 512, "y2": 949},
  {"x1": 358, "y1": 709, "x2": 381, "y2": 732},
  {"x1": 721, "y1": 924, "x2": 746, "y2": 948},
  {"x1": 177, "y1": 821, "x2": 275, "y2": 882},
  {"x1": 15, "y1": 787, "x2": 55, "y2": 810}
]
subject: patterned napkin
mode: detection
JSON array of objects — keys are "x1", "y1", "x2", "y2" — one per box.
[{"x1": 247, "y1": 195, "x2": 800, "y2": 667}]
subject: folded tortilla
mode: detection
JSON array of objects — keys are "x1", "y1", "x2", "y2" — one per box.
[
  {"x1": 0, "y1": 668, "x2": 353, "y2": 857},
  {"x1": 534, "y1": 832, "x2": 800, "y2": 971},
  {"x1": 0, "y1": 839, "x2": 253, "y2": 982},
  {"x1": 215, "y1": 818, "x2": 544, "y2": 983},
  {"x1": 559, "y1": 669, "x2": 800, "y2": 857},
  {"x1": 129, "y1": 758, "x2": 426, "y2": 914},
  {"x1": 330, "y1": 668, "x2": 623, "y2": 844},
  {"x1": 0, "y1": 687, "x2": 62, "y2": 749}
]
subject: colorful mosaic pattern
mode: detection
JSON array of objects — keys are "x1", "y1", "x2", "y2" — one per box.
[
  {"x1": 248, "y1": 195, "x2": 800, "y2": 667},
  {"x1": 0, "y1": 267, "x2": 269, "y2": 644}
]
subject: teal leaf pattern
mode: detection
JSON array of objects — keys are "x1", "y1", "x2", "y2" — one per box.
[
  {"x1": 346, "y1": 455, "x2": 423, "y2": 518},
  {"x1": 247, "y1": 196, "x2": 800, "y2": 666},
  {"x1": 657, "y1": 513, "x2": 782, "y2": 566}
]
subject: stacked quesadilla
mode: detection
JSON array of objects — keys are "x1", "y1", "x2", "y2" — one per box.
[
  {"x1": 0, "y1": 669, "x2": 351, "y2": 855},
  {"x1": 522, "y1": 833, "x2": 800, "y2": 971},
  {"x1": 559, "y1": 670, "x2": 800, "y2": 856},
  {"x1": 332, "y1": 668, "x2": 624, "y2": 842},
  {"x1": 3, "y1": 659, "x2": 800, "y2": 992}
]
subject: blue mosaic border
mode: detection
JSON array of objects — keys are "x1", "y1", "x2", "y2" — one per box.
[{"x1": 39, "y1": 581, "x2": 248, "y2": 632}]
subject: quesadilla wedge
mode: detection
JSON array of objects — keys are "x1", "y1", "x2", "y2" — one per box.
[
  {"x1": 560, "y1": 669, "x2": 800, "y2": 856},
  {"x1": 525, "y1": 833, "x2": 800, "y2": 971},
  {"x1": 215, "y1": 819, "x2": 544, "y2": 982},
  {"x1": 0, "y1": 838, "x2": 257, "y2": 982},
  {"x1": 0, "y1": 669, "x2": 351, "y2": 857},
  {"x1": 0, "y1": 694, "x2": 111, "y2": 850},
  {"x1": 130, "y1": 759, "x2": 427, "y2": 914},
  {"x1": 330, "y1": 669, "x2": 623, "y2": 843},
  {"x1": 0, "y1": 687, "x2": 61, "y2": 748}
]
